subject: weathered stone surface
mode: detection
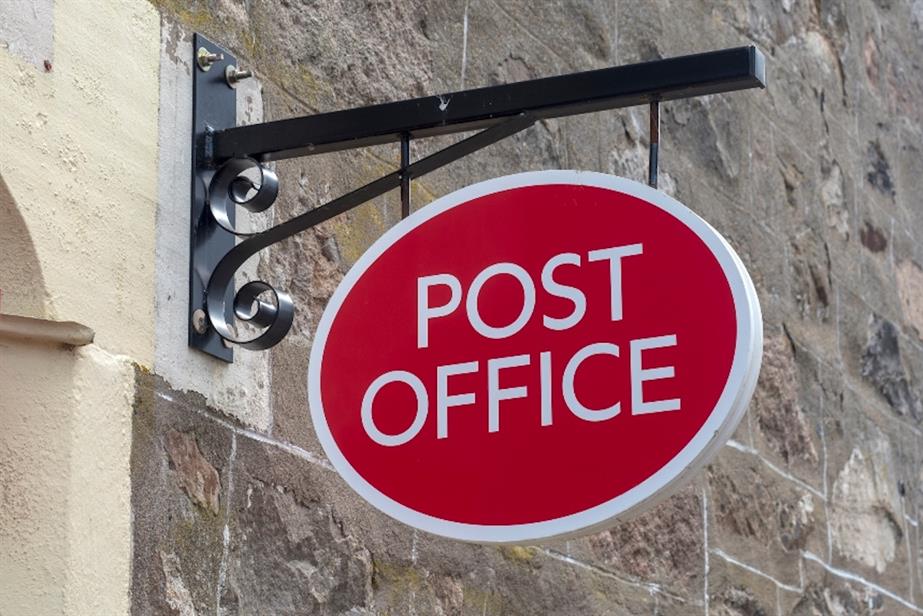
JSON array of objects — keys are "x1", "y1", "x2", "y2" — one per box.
[
  {"x1": 164, "y1": 428, "x2": 221, "y2": 515},
  {"x1": 791, "y1": 227, "x2": 833, "y2": 323},
  {"x1": 221, "y1": 429, "x2": 694, "y2": 615},
  {"x1": 821, "y1": 382, "x2": 916, "y2": 599},
  {"x1": 788, "y1": 580, "x2": 884, "y2": 616},
  {"x1": 815, "y1": 127, "x2": 861, "y2": 260},
  {"x1": 860, "y1": 314, "x2": 923, "y2": 420},
  {"x1": 565, "y1": 486, "x2": 703, "y2": 595},
  {"x1": 270, "y1": 338, "x2": 317, "y2": 454},
  {"x1": 708, "y1": 555, "x2": 780, "y2": 616},
  {"x1": 710, "y1": 464, "x2": 773, "y2": 545},
  {"x1": 751, "y1": 334, "x2": 820, "y2": 468},
  {"x1": 829, "y1": 435, "x2": 903, "y2": 575},
  {"x1": 751, "y1": 329, "x2": 836, "y2": 497},
  {"x1": 707, "y1": 447, "x2": 826, "y2": 587},
  {"x1": 131, "y1": 373, "x2": 234, "y2": 616},
  {"x1": 892, "y1": 124, "x2": 923, "y2": 234},
  {"x1": 836, "y1": 285, "x2": 917, "y2": 418},
  {"x1": 788, "y1": 557, "x2": 919, "y2": 616},
  {"x1": 896, "y1": 260, "x2": 923, "y2": 341},
  {"x1": 222, "y1": 479, "x2": 374, "y2": 614},
  {"x1": 859, "y1": 221, "x2": 888, "y2": 254},
  {"x1": 161, "y1": 550, "x2": 197, "y2": 616},
  {"x1": 663, "y1": 93, "x2": 751, "y2": 208},
  {"x1": 865, "y1": 141, "x2": 896, "y2": 199},
  {"x1": 820, "y1": 156, "x2": 850, "y2": 242}
]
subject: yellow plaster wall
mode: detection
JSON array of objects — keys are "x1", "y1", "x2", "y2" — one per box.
[
  {"x1": 0, "y1": 0, "x2": 160, "y2": 365},
  {"x1": 0, "y1": 341, "x2": 135, "y2": 615},
  {"x1": 0, "y1": 0, "x2": 161, "y2": 613}
]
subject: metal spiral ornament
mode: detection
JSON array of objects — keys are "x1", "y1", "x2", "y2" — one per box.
[
  {"x1": 204, "y1": 158, "x2": 294, "y2": 350},
  {"x1": 207, "y1": 157, "x2": 279, "y2": 236}
]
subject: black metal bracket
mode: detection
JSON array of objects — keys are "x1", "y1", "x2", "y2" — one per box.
[
  {"x1": 190, "y1": 40, "x2": 766, "y2": 362},
  {"x1": 190, "y1": 33, "x2": 238, "y2": 361}
]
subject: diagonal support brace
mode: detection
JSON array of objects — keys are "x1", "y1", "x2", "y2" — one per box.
[{"x1": 203, "y1": 114, "x2": 535, "y2": 354}]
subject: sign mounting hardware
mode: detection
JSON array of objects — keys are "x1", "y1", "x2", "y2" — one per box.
[{"x1": 189, "y1": 35, "x2": 766, "y2": 361}]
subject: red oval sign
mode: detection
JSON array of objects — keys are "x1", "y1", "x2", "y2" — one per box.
[{"x1": 309, "y1": 171, "x2": 762, "y2": 543}]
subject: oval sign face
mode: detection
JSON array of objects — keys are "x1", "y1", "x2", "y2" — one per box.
[{"x1": 309, "y1": 171, "x2": 762, "y2": 544}]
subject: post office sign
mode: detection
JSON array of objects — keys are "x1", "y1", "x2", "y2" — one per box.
[{"x1": 309, "y1": 171, "x2": 762, "y2": 544}]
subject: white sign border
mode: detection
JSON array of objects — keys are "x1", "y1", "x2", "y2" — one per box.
[{"x1": 308, "y1": 170, "x2": 763, "y2": 544}]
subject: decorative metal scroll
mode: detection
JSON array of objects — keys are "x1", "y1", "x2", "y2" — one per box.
[
  {"x1": 202, "y1": 115, "x2": 535, "y2": 352},
  {"x1": 202, "y1": 158, "x2": 292, "y2": 350}
]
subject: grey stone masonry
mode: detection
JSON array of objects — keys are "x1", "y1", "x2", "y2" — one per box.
[{"x1": 138, "y1": 1, "x2": 923, "y2": 614}]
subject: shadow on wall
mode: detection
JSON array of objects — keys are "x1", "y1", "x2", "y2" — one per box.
[{"x1": 0, "y1": 173, "x2": 47, "y2": 317}]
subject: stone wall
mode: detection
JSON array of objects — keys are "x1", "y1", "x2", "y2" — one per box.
[{"x1": 136, "y1": 1, "x2": 923, "y2": 614}]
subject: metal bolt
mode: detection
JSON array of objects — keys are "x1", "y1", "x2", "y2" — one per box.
[
  {"x1": 225, "y1": 65, "x2": 253, "y2": 88},
  {"x1": 197, "y1": 47, "x2": 224, "y2": 72},
  {"x1": 192, "y1": 309, "x2": 209, "y2": 334}
]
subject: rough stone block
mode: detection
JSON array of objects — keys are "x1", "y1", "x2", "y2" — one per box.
[
  {"x1": 459, "y1": 0, "x2": 568, "y2": 92},
  {"x1": 861, "y1": 314, "x2": 923, "y2": 421},
  {"x1": 0, "y1": 0, "x2": 53, "y2": 69},
  {"x1": 707, "y1": 551, "x2": 786, "y2": 616},
  {"x1": 270, "y1": 338, "x2": 320, "y2": 456},
  {"x1": 559, "y1": 484, "x2": 704, "y2": 598},
  {"x1": 894, "y1": 257, "x2": 923, "y2": 344},
  {"x1": 787, "y1": 556, "x2": 919, "y2": 616},
  {"x1": 253, "y1": 0, "x2": 439, "y2": 110},
  {"x1": 476, "y1": 0, "x2": 615, "y2": 71},
  {"x1": 821, "y1": 383, "x2": 915, "y2": 599},
  {"x1": 164, "y1": 428, "x2": 222, "y2": 516},
  {"x1": 854, "y1": 2, "x2": 923, "y2": 123},
  {"x1": 747, "y1": 117, "x2": 791, "y2": 237},
  {"x1": 224, "y1": 431, "x2": 690, "y2": 615},
  {"x1": 131, "y1": 374, "x2": 236, "y2": 616},
  {"x1": 706, "y1": 446, "x2": 827, "y2": 588},
  {"x1": 837, "y1": 287, "x2": 923, "y2": 425},
  {"x1": 221, "y1": 426, "x2": 375, "y2": 614},
  {"x1": 662, "y1": 94, "x2": 752, "y2": 208},
  {"x1": 751, "y1": 44, "x2": 826, "y2": 162},
  {"x1": 748, "y1": 332, "x2": 826, "y2": 494},
  {"x1": 891, "y1": 122, "x2": 923, "y2": 238}
]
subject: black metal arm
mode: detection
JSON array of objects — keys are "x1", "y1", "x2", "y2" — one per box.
[
  {"x1": 189, "y1": 35, "x2": 766, "y2": 362},
  {"x1": 212, "y1": 46, "x2": 764, "y2": 162}
]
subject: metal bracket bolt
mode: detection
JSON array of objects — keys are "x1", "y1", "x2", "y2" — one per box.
[
  {"x1": 225, "y1": 65, "x2": 253, "y2": 88},
  {"x1": 196, "y1": 47, "x2": 224, "y2": 72}
]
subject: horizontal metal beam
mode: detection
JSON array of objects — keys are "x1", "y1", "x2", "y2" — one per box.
[{"x1": 213, "y1": 46, "x2": 765, "y2": 163}]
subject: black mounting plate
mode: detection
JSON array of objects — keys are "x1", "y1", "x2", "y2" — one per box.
[{"x1": 189, "y1": 33, "x2": 236, "y2": 362}]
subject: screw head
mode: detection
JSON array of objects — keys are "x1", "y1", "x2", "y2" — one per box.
[
  {"x1": 225, "y1": 65, "x2": 254, "y2": 88},
  {"x1": 192, "y1": 309, "x2": 209, "y2": 334},
  {"x1": 197, "y1": 47, "x2": 224, "y2": 72}
]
